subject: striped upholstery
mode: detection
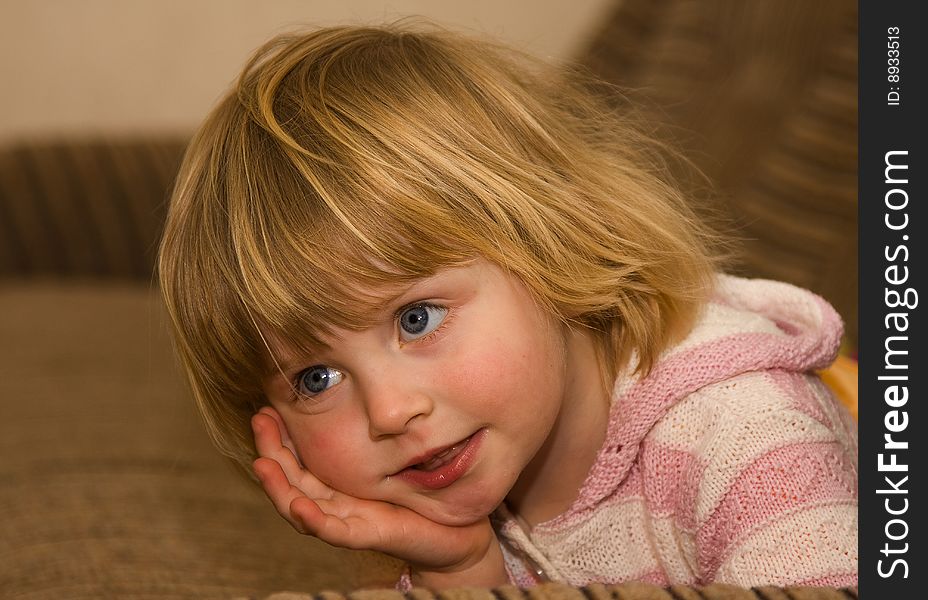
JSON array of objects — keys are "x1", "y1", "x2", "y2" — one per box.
[
  {"x1": 285, "y1": 582, "x2": 857, "y2": 600},
  {"x1": 0, "y1": 137, "x2": 187, "y2": 280},
  {"x1": 578, "y1": 0, "x2": 858, "y2": 345}
]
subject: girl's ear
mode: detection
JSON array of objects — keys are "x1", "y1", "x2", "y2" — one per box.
[{"x1": 258, "y1": 406, "x2": 305, "y2": 468}]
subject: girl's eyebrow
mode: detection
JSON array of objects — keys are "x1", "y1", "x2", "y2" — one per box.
[
  {"x1": 262, "y1": 354, "x2": 302, "y2": 384},
  {"x1": 269, "y1": 357, "x2": 307, "y2": 379},
  {"x1": 263, "y1": 327, "x2": 340, "y2": 374},
  {"x1": 263, "y1": 350, "x2": 328, "y2": 396},
  {"x1": 259, "y1": 330, "x2": 328, "y2": 381}
]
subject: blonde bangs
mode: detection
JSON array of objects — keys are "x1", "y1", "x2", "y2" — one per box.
[{"x1": 227, "y1": 145, "x2": 478, "y2": 359}]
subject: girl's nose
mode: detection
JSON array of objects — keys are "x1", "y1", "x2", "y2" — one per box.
[{"x1": 362, "y1": 379, "x2": 434, "y2": 439}]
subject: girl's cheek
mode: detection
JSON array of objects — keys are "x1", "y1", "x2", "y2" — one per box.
[
  {"x1": 296, "y1": 427, "x2": 339, "y2": 467},
  {"x1": 293, "y1": 422, "x2": 369, "y2": 486},
  {"x1": 452, "y1": 341, "x2": 534, "y2": 398}
]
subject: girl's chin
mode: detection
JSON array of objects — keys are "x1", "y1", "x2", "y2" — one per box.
[
  {"x1": 417, "y1": 504, "x2": 494, "y2": 527},
  {"x1": 404, "y1": 491, "x2": 508, "y2": 526},
  {"x1": 375, "y1": 473, "x2": 515, "y2": 526}
]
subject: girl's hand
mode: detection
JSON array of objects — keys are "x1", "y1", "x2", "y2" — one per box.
[{"x1": 251, "y1": 407, "x2": 507, "y2": 587}]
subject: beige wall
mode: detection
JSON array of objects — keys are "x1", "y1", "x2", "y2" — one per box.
[{"x1": 0, "y1": 0, "x2": 615, "y2": 143}]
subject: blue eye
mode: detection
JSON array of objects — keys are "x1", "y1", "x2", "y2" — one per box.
[
  {"x1": 296, "y1": 365, "x2": 343, "y2": 396},
  {"x1": 398, "y1": 304, "x2": 448, "y2": 341}
]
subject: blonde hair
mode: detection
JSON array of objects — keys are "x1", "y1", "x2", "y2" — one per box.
[{"x1": 158, "y1": 23, "x2": 723, "y2": 471}]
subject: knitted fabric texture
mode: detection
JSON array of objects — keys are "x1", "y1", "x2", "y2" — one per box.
[{"x1": 491, "y1": 275, "x2": 857, "y2": 588}]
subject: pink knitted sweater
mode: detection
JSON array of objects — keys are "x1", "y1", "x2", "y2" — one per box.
[{"x1": 491, "y1": 275, "x2": 858, "y2": 588}]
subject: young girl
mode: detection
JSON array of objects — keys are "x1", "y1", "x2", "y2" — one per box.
[{"x1": 158, "y1": 24, "x2": 858, "y2": 590}]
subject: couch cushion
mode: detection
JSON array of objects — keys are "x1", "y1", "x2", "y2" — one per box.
[
  {"x1": 0, "y1": 138, "x2": 186, "y2": 280},
  {"x1": 0, "y1": 284, "x2": 402, "y2": 598}
]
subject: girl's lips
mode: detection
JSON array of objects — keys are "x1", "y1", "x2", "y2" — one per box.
[{"x1": 394, "y1": 429, "x2": 486, "y2": 490}]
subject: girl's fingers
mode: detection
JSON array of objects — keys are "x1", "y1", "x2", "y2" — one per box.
[
  {"x1": 253, "y1": 456, "x2": 309, "y2": 533},
  {"x1": 252, "y1": 411, "x2": 305, "y2": 484},
  {"x1": 285, "y1": 481, "x2": 492, "y2": 568},
  {"x1": 258, "y1": 406, "x2": 303, "y2": 466},
  {"x1": 252, "y1": 412, "x2": 335, "y2": 500},
  {"x1": 290, "y1": 496, "x2": 374, "y2": 551},
  {"x1": 290, "y1": 496, "x2": 475, "y2": 566}
]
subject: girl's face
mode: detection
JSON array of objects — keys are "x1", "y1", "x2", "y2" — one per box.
[{"x1": 262, "y1": 259, "x2": 600, "y2": 526}]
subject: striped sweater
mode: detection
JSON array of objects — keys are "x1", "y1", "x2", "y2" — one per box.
[{"x1": 493, "y1": 275, "x2": 858, "y2": 587}]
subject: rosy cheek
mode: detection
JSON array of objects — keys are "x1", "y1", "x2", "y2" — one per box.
[
  {"x1": 290, "y1": 421, "x2": 370, "y2": 490},
  {"x1": 446, "y1": 345, "x2": 521, "y2": 403},
  {"x1": 451, "y1": 330, "x2": 557, "y2": 421}
]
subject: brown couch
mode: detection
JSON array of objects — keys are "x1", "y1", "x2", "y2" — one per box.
[{"x1": 0, "y1": 1, "x2": 856, "y2": 597}]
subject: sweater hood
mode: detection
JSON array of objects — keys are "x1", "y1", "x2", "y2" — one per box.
[{"x1": 570, "y1": 274, "x2": 844, "y2": 514}]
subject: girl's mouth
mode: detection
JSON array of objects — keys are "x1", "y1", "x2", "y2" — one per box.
[
  {"x1": 411, "y1": 436, "x2": 473, "y2": 471},
  {"x1": 394, "y1": 429, "x2": 486, "y2": 490}
]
